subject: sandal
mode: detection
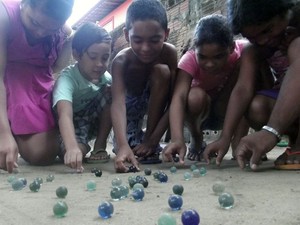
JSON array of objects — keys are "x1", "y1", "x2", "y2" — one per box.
[
  {"x1": 138, "y1": 145, "x2": 163, "y2": 164},
  {"x1": 87, "y1": 149, "x2": 110, "y2": 163},
  {"x1": 187, "y1": 142, "x2": 207, "y2": 161},
  {"x1": 274, "y1": 148, "x2": 300, "y2": 170}
]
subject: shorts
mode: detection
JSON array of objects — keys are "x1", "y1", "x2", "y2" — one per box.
[
  {"x1": 59, "y1": 90, "x2": 111, "y2": 153},
  {"x1": 257, "y1": 89, "x2": 279, "y2": 99},
  {"x1": 113, "y1": 85, "x2": 150, "y2": 151}
]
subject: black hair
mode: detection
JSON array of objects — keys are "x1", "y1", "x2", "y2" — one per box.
[
  {"x1": 22, "y1": 0, "x2": 74, "y2": 23},
  {"x1": 125, "y1": 0, "x2": 168, "y2": 31},
  {"x1": 72, "y1": 22, "x2": 112, "y2": 55},
  {"x1": 193, "y1": 14, "x2": 233, "y2": 48},
  {"x1": 227, "y1": 0, "x2": 297, "y2": 34},
  {"x1": 181, "y1": 14, "x2": 233, "y2": 56}
]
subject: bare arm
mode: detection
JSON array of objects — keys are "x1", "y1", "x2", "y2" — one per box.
[
  {"x1": 267, "y1": 37, "x2": 300, "y2": 133},
  {"x1": 111, "y1": 53, "x2": 139, "y2": 172},
  {"x1": 52, "y1": 24, "x2": 73, "y2": 74},
  {"x1": 220, "y1": 45, "x2": 258, "y2": 141},
  {"x1": 0, "y1": 3, "x2": 18, "y2": 172},
  {"x1": 56, "y1": 100, "x2": 83, "y2": 172},
  {"x1": 163, "y1": 69, "x2": 192, "y2": 163}
]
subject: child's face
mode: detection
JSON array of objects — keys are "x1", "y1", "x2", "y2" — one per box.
[
  {"x1": 241, "y1": 14, "x2": 289, "y2": 48},
  {"x1": 74, "y1": 42, "x2": 111, "y2": 84},
  {"x1": 124, "y1": 20, "x2": 169, "y2": 64},
  {"x1": 20, "y1": 3, "x2": 64, "y2": 40},
  {"x1": 195, "y1": 43, "x2": 232, "y2": 74}
]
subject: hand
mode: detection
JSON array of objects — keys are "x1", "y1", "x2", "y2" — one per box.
[
  {"x1": 64, "y1": 147, "x2": 84, "y2": 172},
  {"x1": 114, "y1": 146, "x2": 140, "y2": 173},
  {"x1": 162, "y1": 141, "x2": 186, "y2": 164},
  {"x1": 0, "y1": 133, "x2": 18, "y2": 173},
  {"x1": 133, "y1": 143, "x2": 156, "y2": 158},
  {"x1": 236, "y1": 130, "x2": 277, "y2": 170},
  {"x1": 203, "y1": 138, "x2": 230, "y2": 166}
]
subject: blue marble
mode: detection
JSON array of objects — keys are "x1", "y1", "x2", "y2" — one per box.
[
  {"x1": 98, "y1": 201, "x2": 114, "y2": 219},
  {"x1": 158, "y1": 172, "x2": 168, "y2": 183},
  {"x1": 132, "y1": 188, "x2": 144, "y2": 201},
  {"x1": 181, "y1": 209, "x2": 200, "y2": 225},
  {"x1": 168, "y1": 194, "x2": 183, "y2": 210}
]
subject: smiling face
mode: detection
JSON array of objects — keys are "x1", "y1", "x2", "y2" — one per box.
[
  {"x1": 20, "y1": 3, "x2": 64, "y2": 40},
  {"x1": 241, "y1": 14, "x2": 290, "y2": 48},
  {"x1": 195, "y1": 43, "x2": 232, "y2": 74},
  {"x1": 73, "y1": 42, "x2": 111, "y2": 84},
  {"x1": 124, "y1": 20, "x2": 169, "y2": 64}
]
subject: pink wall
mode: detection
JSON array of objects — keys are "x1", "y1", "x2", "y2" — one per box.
[{"x1": 97, "y1": 0, "x2": 133, "y2": 32}]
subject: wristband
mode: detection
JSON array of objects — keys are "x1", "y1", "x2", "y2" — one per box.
[{"x1": 261, "y1": 125, "x2": 281, "y2": 141}]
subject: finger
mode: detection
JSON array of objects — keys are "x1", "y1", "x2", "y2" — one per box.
[
  {"x1": 130, "y1": 156, "x2": 140, "y2": 171},
  {"x1": 250, "y1": 151, "x2": 261, "y2": 171},
  {"x1": 115, "y1": 160, "x2": 128, "y2": 173},
  {"x1": 76, "y1": 154, "x2": 83, "y2": 172},
  {"x1": 236, "y1": 150, "x2": 246, "y2": 169},
  {"x1": 178, "y1": 149, "x2": 186, "y2": 165},
  {"x1": 215, "y1": 151, "x2": 226, "y2": 166},
  {"x1": 202, "y1": 149, "x2": 211, "y2": 164},
  {"x1": 6, "y1": 153, "x2": 17, "y2": 173}
]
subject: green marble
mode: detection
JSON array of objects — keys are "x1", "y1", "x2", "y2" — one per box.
[
  {"x1": 56, "y1": 186, "x2": 68, "y2": 198},
  {"x1": 53, "y1": 201, "x2": 68, "y2": 217},
  {"x1": 158, "y1": 213, "x2": 177, "y2": 225}
]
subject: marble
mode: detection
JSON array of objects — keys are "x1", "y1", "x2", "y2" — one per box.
[
  {"x1": 158, "y1": 213, "x2": 177, "y2": 225},
  {"x1": 86, "y1": 180, "x2": 97, "y2": 191},
  {"x1": 29, "y1": 181, "x2": 41, "y2": 192},
  {"x1": 212, "y1": 181, "x2": 225, "y2": 195},
  {"x1": 181, "y1": 209, "x2": 200, "y2": 225},
  {"x1": 218, "y1": 192, "x2": 234, "y2": 209},
  {"x1": 168, "y1": 194, "x2": 183, "y2": 210},
  {"x1": 56, "y1": 186, "x2": 68, "y2": 198},
  {"x1": 131, "y1": 188, "x2": 144, "y2": 201},
  {"x1": 98, "y1": 201, "x2": 114, "y2": 219},
  {"x1": 53, "y1": 201, "x2": 68, "y2": 217},
  {"x1": 172, "y1": 184, "x2": 184, "y2": 195}
]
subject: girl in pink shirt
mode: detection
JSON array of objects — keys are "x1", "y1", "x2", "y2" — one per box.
[
  {"x1": 163, "y1": 14, "x2": 247, "y2": 163},
  {"x1": 0, "y1": 0, "x2": 74, "y2": 172}
]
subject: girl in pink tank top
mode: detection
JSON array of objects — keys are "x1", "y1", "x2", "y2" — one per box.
[{"x1": 0, "y1": 0, "x2": 74, "y2": 172}]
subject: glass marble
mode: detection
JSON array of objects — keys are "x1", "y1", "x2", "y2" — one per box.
[
  {"x1": 7, "y1": 175, "x2": 16, "y2": 183},
  {"x1": 199, "y1": 167, "x2": 207, "y2": 176},
  {"x1": 19, "y1": 178, "x2": 27, "y2": 187},
  {"x1": 128, "y1": 176, "x2": 137, "y2": 188},
  {"x1": 152, "y1": 171, "x2": 160, "y2": 180},
  {"x1": 29, "y1": 181, "x2": 41, "y2": 192},
  {"x1": 86, "y1": 180, "x2": 97, "y2": 191},
  {"x1": 53, "y1": 201, "x2": 68, "y2": 217},
  {"x1": 46, "y1": 174, "x2": 55, "y2": 182},
  {"x1": 181, "y1": 209, "x2": 200, "y2": 225},
  {"x1": 183, "y1": 172, "x2": 192, "y2": 181},
  {"x1": 94, "y1": 169, "x2": 102, "y2": 177},
  {"x1": 218, "y1": 192, "x2": 234, "y2": 209},
  {"x1": 111, "y1": 177, "x2": 122, "y2": 187},
  {"x1": 119, "y1": 185, "x2": 129, "y2": 199},
  {"x1": 168, "y1": 194, "x2": 183, "y2": 211},
  {"x1": 136, "y1": 176, "x2": 149, "y2": 188},
  {"x1": 172, "y1": 184, "x2": 184, "y2": 196},
  {"x1": 11, "y1": 179, "x2": 24, "y2": 191},
  {"x1": 110, "y1": 187, "x2": 122, "y2": 201},
  {"x1": 170, "y1": 166, "x2": 177, "y2": 174},
  {"x1": 158, "y1": 172, "x2": 168, "y2": 183},
  {"x1": 158, "y1": 213, "x2": 177, "y2": 225},
  {"x1": 212, "y1": 181, "x2": 225, "y2": 195},
  {"x1": 132, "y1": 188, "x2": 144, "y2": 201},
  {"x1": 56, "y1": 186, "x2": 68, "y2": 198},
  {"x1": 144, "y1": 168, "x2": 152, "y2": 176},
  {"x1": 133, "y1": 183, "x2": 144, "y2": 191},
  {"x1": 98, "y1": 201, "x2": 114, "y2": 219},
  {"x1": 192, "y1": 169, "x2": 201, "y2": 178},
  {"x1": 190, "y1": 164, "x2": 198, "y2": 171},
  {"x1": 34, "y1": 177, "x2": 43, "y2": 185}
]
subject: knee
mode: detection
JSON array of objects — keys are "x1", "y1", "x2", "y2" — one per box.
[
  {"x1": 151, "y1": 64, "x2": 171, "y2": 84},
  {"x1": 188, "y1": 87, "x2": 210, "y2": 115},
  {"x1": 19, "y1": 146, "x2": 58, "y2": 166},
  {"x1": 247, "y1": 97, "x2": 271, "y2": 129}
]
